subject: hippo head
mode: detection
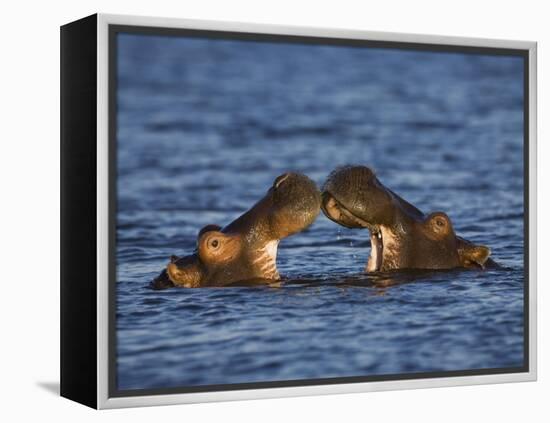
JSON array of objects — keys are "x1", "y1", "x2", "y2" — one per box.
[
  {"x1": 151, "y1": 172, "x2": 321, "y2": 288},
  {"x1": 321, "y1": 165, "x2": 492, "y2": 272}
]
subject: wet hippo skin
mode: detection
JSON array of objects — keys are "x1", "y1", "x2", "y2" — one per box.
[
  {"x1": 321, "y1": 165, "x2": 498, "y2": 272},
  {"x1": 150, "y1": 172, "x2": 321, "y2": 288}
]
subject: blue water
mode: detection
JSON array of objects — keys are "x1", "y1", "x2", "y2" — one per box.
[{"x1": 115, "y1": 33, "x2": 525, "y2": 391}]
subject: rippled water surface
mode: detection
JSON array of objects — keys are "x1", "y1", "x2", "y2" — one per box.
[{"x1": 115, "y1": 33, "x2": 525, "y2": 391}]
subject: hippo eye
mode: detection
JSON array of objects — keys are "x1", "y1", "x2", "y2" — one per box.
[
  {"x1": 210, "y1": 239, "x2": 219, "y2": 249},
  {"x1": 435, "y1": 218, "x2": 445, "y2": 227}
]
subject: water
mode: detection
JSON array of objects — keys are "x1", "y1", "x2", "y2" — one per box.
[{"x1": 115, "y1": 33, "x2": 525, "y2": 391}]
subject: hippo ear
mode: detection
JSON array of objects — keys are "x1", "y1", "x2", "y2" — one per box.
[
  {"x1": 459, "y1": 244, "x2": 491, "y2": 269},
  {"x1": 197, "y1": 231, "x2": 240, "y2": 264}
]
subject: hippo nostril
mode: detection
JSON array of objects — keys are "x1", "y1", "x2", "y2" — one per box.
[{"x1": 273, "y1": 173, "x2": 290, "y2": 189}]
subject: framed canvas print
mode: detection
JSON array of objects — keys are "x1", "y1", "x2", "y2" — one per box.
[{"x1": 60, "y1": 13, "x2": 537, "y2": 409}]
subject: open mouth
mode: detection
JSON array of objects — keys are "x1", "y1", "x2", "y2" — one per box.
[
  {"x1": 321, "y1": 192, "x2": 384, "y2": 272},
  {"x1": 367, "y1": 229, "x2": 383, "y2": 272}
]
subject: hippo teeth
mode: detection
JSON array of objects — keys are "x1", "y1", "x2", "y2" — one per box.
[{"x1": 366, "y1": 229, "x2": 384, "y2": 272}]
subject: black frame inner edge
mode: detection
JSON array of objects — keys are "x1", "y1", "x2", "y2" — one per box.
[{"x1": 107, "y1": 23, "x2": 530, "y2": 398}]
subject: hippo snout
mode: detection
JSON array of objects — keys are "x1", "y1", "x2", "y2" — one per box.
[{"x1": 323, "y1": 165, "x2": 377, "y2": 197}]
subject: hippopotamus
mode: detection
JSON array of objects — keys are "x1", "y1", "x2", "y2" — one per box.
[
  {"x1": 150, "y1": 172, "x2": 321, "y2": 288},
  {"x1": 321, "y1": 165, "x2": 498, "y2": 272}
]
